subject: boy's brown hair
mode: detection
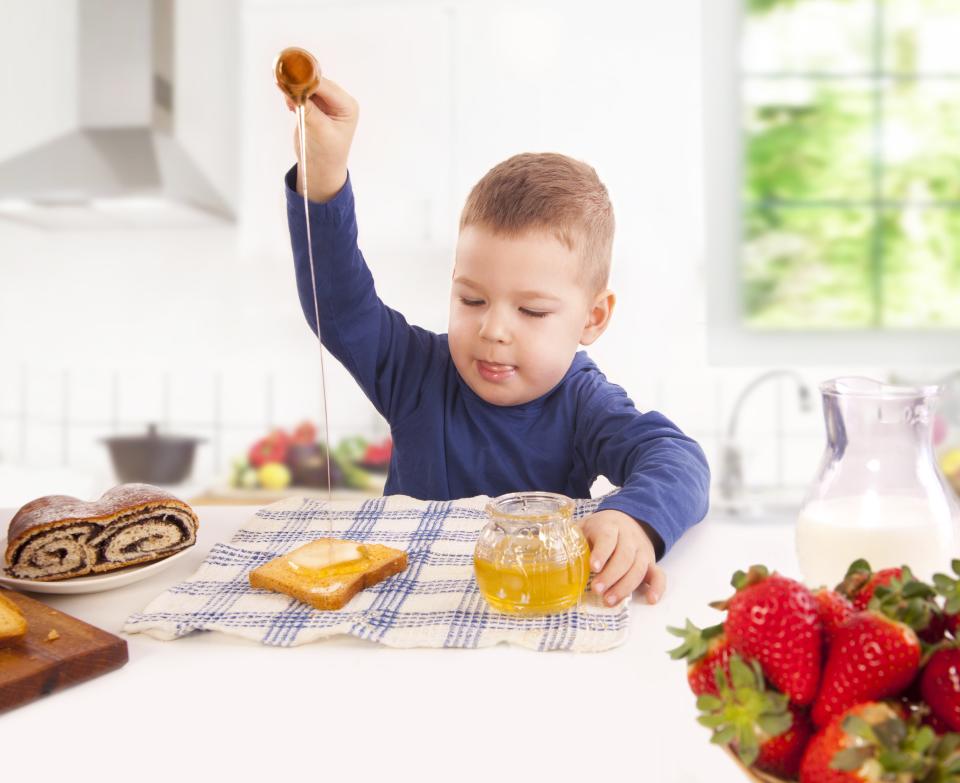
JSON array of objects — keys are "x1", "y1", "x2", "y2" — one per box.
[{"x1": 459, "y1": 152, "x2": 615, "y2": 294}]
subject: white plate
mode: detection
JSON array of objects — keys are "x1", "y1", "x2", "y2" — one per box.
[{"x1": 0, "y1": 539, "x2": 193, "y2": 595}]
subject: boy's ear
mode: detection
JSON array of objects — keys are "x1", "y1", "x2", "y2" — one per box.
[{"x1": 579, "y1": 289, "x2": 616, "y2": 346}]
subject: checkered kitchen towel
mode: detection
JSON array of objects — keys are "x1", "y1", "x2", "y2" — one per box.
[{"x1": 123, "y1": 494, "x2": 630, "y2": 652}]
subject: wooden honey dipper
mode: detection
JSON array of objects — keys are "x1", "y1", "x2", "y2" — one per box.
[{"x1": 274, "y1": 47, "x2": 320, "y2": 105}]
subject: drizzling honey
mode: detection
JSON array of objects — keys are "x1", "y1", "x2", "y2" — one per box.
[
  {"x1": 285, "y1": 541, "x2": 372, "y2": 579},
  {"x1": 274, "y1": 47, "x2": 333, "y2": 508},
  {"x1": 286, "y1": 542, "x2": 375, "y2": 596}
]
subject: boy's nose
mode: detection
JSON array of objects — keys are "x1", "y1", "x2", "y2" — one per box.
[{"x1": 478, "y1": 313, "x2": 510, "y2": 344}]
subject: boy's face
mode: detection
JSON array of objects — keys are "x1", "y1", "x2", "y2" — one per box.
[{"x1": 448, "y1": 225, "x2": 609, "y2": 407}]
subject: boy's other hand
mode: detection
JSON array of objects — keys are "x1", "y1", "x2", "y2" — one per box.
[
  {"x1": 280, "y1": 77, "x2": 358, "y2": 203},
  {"x1": 578, "y1": 509, "x2": 665, "y2": 607}
]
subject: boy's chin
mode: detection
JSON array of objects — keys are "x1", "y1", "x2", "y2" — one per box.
[{"x1": 465, "y1": 375, "x2": 542, "y2": 407}]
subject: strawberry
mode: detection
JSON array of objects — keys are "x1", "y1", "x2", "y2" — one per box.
[
  {"x1": 697, "y1": 655, "x2": 811, "y2": 779},
  {"x1": 812, "y1": 611, "x2": 921, "y2": 728},
  {"x1": 921, "y1": 644, "x2": 960, "y2": 733},
  {"x1": 813, "y1": 587, "x2": 854, "y2": 649},
  {"x1": 836, "y1": 559, "x2": 902, "y2": 611},
  {"x1": 923, "y1": 708, "x2": 953, "y2": 736},
  {"x1": 666, "y1": 620, "x2": 732, "y2": 697},
  {"x1": 712, "y1": 565, "x2": 822, "y2": 705},
  {"x1": 759, "y1": 703, "x2": 813, "y2": 780},
  {"x1": 948, "y1": 613, "x2": 960, "y2": 640},
  {"x1": 798, "y1": 701, "x2": 947, "y2": 783}
]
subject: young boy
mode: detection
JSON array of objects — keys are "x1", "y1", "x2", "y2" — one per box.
[{"x1": 281, "y1": 78, "x2": 710, "y2": 608}]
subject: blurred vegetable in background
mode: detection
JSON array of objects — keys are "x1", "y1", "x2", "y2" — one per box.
[{"x1": 230, "y1": 421, "x2": 391, "y2": 492}]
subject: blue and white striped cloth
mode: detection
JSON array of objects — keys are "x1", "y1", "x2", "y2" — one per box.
[{"x1": 123, "y1": 494, "x2": 630, "y2": 652}]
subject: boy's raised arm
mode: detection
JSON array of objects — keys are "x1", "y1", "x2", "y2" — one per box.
[
  {"x1": 575, "y1": 381, "x2": 711, "y2": 559},
  {"x1": 283, "y1": 79, "x2": 442, "y2": 424}
]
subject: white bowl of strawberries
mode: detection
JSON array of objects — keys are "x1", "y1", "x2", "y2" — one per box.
[{"x1": 668, "y1": 559, "x2": 960, "y2": 782}]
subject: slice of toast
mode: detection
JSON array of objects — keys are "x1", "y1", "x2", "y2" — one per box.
[
  {"x1": 248, "y1": 538, "x2": 408, "y2": 611},
  {"x1": 0, "y1": 591, "x2": 28, "y2": 645}
]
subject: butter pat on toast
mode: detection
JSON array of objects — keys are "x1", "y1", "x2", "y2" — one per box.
[{"x1": 248, "y1": 538, "x2": 408, "y2": 610}]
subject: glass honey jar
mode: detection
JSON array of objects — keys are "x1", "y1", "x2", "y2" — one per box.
[{"x1": 474, "y1": 491, "x2": 590, "y2": 615}]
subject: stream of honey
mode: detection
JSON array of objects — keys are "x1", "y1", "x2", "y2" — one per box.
[
  {"x1": 296, "y1": 103, "x2": 333, "y2": 507},
  {"x1": 276, "y1": 47, "x2": 335, "y2": 555}
]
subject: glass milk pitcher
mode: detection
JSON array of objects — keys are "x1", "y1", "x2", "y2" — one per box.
[{"x1": 796, "y1": 377, "x2": 960, "y2": 587}]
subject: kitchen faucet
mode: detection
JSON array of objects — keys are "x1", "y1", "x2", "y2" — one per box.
[{"x1": 717, "y1": 369, "x2": 813, "y2": 502}]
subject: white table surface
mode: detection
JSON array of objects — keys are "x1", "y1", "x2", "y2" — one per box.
[{"x1": 0, "y1": 505, "x2": 799, "y2": 783}]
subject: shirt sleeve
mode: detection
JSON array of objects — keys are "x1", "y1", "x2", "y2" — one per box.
[
  {"x1": 285, "y1": 166, "x2": 443, "y2": 424},
  {"x1": 574, "y1": 375, "x2": 711, "y2": 559}
]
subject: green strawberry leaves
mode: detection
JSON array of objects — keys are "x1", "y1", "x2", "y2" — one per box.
[
  {"x1": 666, "y1": 619, "x2": 724, "y2": 662},
  {"x1": 695, "y1": 654, "x2": 793, "y2": 768}
]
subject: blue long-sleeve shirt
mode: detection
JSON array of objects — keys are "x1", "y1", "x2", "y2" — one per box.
[{"x1": 286, "y1": 167, "x2": 710, "y2": 557}]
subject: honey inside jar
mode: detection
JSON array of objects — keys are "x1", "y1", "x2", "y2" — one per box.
[
  {"x1": 474, "y1": 541, "x2": 589, "y2": 615},
  {"x1": 474, "y1": 491, "x2": 590, "y2": 615}
]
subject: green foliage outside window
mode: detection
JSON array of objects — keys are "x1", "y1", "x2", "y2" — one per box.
[{"x1": 742, "y1": 0, "x2": 960, "y2": 329}]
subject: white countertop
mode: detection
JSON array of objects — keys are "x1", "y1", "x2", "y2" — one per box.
[{"x1": 1, "y1": 505, "x2": 799, "y2": 783}]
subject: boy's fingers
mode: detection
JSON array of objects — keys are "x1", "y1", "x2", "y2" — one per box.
[
  {"x1": 640, "y1": 564, "x2": 667, "y2": 605},
  {"x1": 308, "y1": 76, "x2": 357, "y2": 118},
  {"x1": 602, "y1": 557, "x2": 649, "y2": 606},
  {"x1": 586, "y1": 525, "x2": 617, "y2": 576},
  {"x1": 593, "y1": 540, "x2": 634, "y2": 597}
]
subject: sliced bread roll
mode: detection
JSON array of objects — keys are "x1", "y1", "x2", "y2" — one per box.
[
  {"x1": 249, "y1": 538, "x2": 407, "y2": 610},
  {"x1": 5, "y1": 484, "x2": 199, "y2": 581}
]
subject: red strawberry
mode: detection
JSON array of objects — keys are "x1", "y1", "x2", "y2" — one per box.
[
  {"x1": 922, "y1": 708, "x2": 952, "y2": 735},
  {"x1": 836, "y1": 559, "x2": 902, "y2": 611},
  {"x1": 800, "y1": 701, "x2": 917, "y2": 783},
  {"x1": 813, "y1": 588, "x2": 854, "y2": 648},
  {"x1": 666, "y1": 620, "x2": 732, "y2": 697},
  {"x1": 920, "y1": 610, "x2": 949, "y2": 645},
  {"x1": 948, "y1": 612, "x2": 960, "y2": 639},
  {"x1": 697, "y1": 655, "x2": 811, "y2": 779},
  {"x1": 812, "y1": 612, "x2": 921, "y2": 728},
  {"x1": 809, "y1": 704, "x2": 960, "y2": 781},
  {"x1": 713, "y1": 565, "x2": 822, "y2": 705},
  {"x1": 921, "y1": 645, "x2": 960, "y2": 732},
  {"x1": 758, "y1": 703, "x2": 812, "y2": 779}
]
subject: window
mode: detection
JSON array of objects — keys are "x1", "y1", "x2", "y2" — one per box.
[{"x1": 705, "y1": 0, "x2": 960, "y2": 364}]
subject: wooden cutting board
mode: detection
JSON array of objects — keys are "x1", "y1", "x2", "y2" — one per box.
[{"x1": 0, "y1": 590, "x2": 128, "y2": 713}]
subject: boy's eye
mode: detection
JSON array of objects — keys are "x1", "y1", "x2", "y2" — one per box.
[
  {"x1": 519, "y1": 308, "x2": 549, "y2": 319},
  {"x1": 460, "y1": 297, "x2": 484, "y2": 307}
]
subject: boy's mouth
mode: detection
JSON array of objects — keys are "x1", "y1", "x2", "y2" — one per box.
[{"x1": 477, "y1": 360, "x2": 516, "y2": 382}]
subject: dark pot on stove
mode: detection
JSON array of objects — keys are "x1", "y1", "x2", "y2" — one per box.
[{"x1": 102, "y1": 423, "x2": 204, "y2": 485}]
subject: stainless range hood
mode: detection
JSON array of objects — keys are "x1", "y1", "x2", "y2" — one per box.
[{"x1": 0, "y1": 0, "x2": 233, "y2": 223}]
